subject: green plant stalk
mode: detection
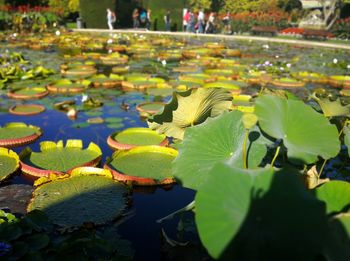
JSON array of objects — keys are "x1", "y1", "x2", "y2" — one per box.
[
  {"x1": 271, "y1": 146, "x2": 281, "y2": 167},
  {"x1": 156, "y1": 200, "x2": 195, "y2": 224},
  {"x1": 242, "y1": 129, "x2": 249, "y2": 169}
]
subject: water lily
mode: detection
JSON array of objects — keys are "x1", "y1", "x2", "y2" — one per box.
[
  {"x1": 107, "y1": 39, "x2": 113, "y2": 44},
  {"x1": 161, "y1": 60, "x2": 167, "y2": 67},
  {"x1": 347, "y1": 65, "x2": 350, "y2": 69},
  {"x1": 286, "y1": 63, "x2": 291, "y2": 68},
  {"x1": 55, "y1": 30, "x2": 60, "y2": 36},
  {"x1": 333, "y1": 58, "x2": 338, "y2": 64}
]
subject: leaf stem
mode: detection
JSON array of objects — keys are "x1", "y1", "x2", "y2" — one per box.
[
  {"x1": 271, "y1": 146, "x2": 281, "y2": 167},
  {"x1": 242, "y1": 129, "x2": 249, "y2": 169},
  {"x1": 318, "y1": 159, "x2": 327, "y2": 178},
  {"x1": 156, "y1": 200, "x2": 195, "y2": 224}
]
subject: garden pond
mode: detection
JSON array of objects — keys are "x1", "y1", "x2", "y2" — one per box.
[{"x1": 0, "y1": 31, "x2": 350, "y2": 260}]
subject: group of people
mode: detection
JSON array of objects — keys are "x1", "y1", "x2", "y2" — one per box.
[
  {"x1": 183, "y1": 9, "x2": 232, "y2": 34},
  {"x1": 106, "y1": 7, "x2": 232, "y2": 35},
  {"x1": 132, "y1": 8, "x2": 152, "y2": 30}
]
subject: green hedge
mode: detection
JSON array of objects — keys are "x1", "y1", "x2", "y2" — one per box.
[
  {"x1": 143, "y1": 0, "x2": 185, "y2": 31},
  {"x1": 80, "y1": 0, "x2": 116, "y2": 29}
]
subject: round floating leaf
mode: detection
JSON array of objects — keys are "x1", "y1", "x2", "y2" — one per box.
[
  {"x1": 255, "y1": 95, "x2": 340, "y2": 164},
  {"x1": 196, "y1": 164, "x2": 330, "y2": 260},
  {"x1": 19, "y1": 140, "x2": 102, "y2": 177},
  {"x1": 106, "y1": 146, "x2": 177, "y2": 186},
  {"x1": 107, "y1": 127, "x2": 168, "y2": 150},
  {"x1": 9, "y1": 104, "x2": 45, "y2": 116},
  {"x1": 28, "y1": 171, "x2": 128, "y2": 227},
  {"x1": 343, "y1": 125, "x2": 350, "y2": 157},
  {"x1": 173, "y1": 111, "x2": 269, "y2": 191},
  {"x1": 315, "y1": 181, "x2": 350, "y2": 214},
  {"x1": 0, "y1": 122, "x2": 42, "y2": 148},
  {"x1": 148, "y1": 88, "x2": 232, "y2": 140},
  {"x1": 0, "y1": 148, "x2": 20, "y2": 183}
]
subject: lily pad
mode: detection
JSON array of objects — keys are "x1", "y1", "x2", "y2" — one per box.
[
  {"x1": 9, "y1": 104, "x2": 45, "y2": 116},
  {"x1": 255, "y1": 95, "x2": 340, "y2": 164},
  {"x1": 107, "y1": 127, "x2": 168, "y2": 150},
  {"x1": 0, "y1": 122, "x2": 42, "y2": 148},
  {"x1": 27, "y1": 169, "x2": 128, "y2": 227},
  {"x1": 19, "y1": 140, "x2": 102, "y2": 178},
  {"x1": 7, "y1": 87, "x2": 49, "y2": 100},
  {"x1": 173, "y1": 111, "x2": 268, "y2": 191},
  {"x1": 105, "y1": 145, "x2": 177, "y2": 186},
  {"x1": 47, "y1": 79, "x2": 87, "y2": 93},
  {"x1": 148, "y1": 88, "x2": 232, "y2": 140},
  {"x1": 136, "y1": 102, "x2": 165, "y2": 117},
  {"x1": 315, "y1": 181, "x2": 350, "y2": 214},
  {"x1": 0, "y1": 147, "x2": 20, "y2": 182}
]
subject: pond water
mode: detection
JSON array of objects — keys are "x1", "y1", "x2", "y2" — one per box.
[{"x1": 0, "y1": 31, "x2": 350, "y2": 259}]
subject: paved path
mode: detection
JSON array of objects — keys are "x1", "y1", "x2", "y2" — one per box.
[{"x1": 73, "y1": 28, "x2": 350, "y2": 50}]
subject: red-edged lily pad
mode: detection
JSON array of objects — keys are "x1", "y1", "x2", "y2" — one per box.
[
  {"x1": 105, "y1": 145, "x2": 177, "y2": 186},
  {"x1": 0, "y1": 122, "x2": 42, "y2": 148},
  {"x1": 107, "y1": 127, "x2": 168, "y2": 150},
  {"x1": 19, "y1": 140, "x2": 102, "y2": 178}
]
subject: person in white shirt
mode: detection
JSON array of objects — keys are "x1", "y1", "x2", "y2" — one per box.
[{"x1": 197, "y1": 10, "x2": 205, "y2": 33}]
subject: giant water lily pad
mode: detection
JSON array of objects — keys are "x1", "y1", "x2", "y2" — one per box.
[
  {"x1": 27, "y1": 169, "x2": 128, "y2": 227},
  {"x1": 105, "y1": 146, "x2": 177, "y2": 186},
  {"x1": 148, "y1": 88, "x2": 232, "y2": 140},
  {"x1": 0, "y1": 122, "x2": 42, "y2": 148},
  {"x1": 107, "y1": 127, "x2": 168, "y2": 150},
  {"x1": 315, "y1": 181, "x2": 350, "y2": 214},
  {"x1": 47, "y1": 79, "x2": 87, "y2": 93},
  {"x1": 173, "y1": 111, "x2": 269, "y2": 191},
  {"x1": 9, "y1": 104, "x2": 45, "y2": 116},
  {"x1": 7, "y1": 87, "x2": 49, "y2": 100},
  {"x1": 255, "y1": 95, "x2": 340, "y2": 164},
  {"x1": 195, "y1": 164, "x2": 332, "y2": 260},
  {"x1": 0, "y1": 147, "x2": 20, "y2": 182},
  {"x1": 19, "y1": 140, "x2": 102, "y2": 178}
]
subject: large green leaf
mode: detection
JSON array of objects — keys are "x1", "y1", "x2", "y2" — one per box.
[
  {"x1": 255, "y1": 95, "x2": 340, "y2": 164},
  {"x1": 315, "y1": 181, "x2": 350, "y2": 214},
  {"x1": 195, "y1": 164, "x2": 331, "y2": 260},
  {"x1": 28, "y1": 172, "x2": 128, "y2": 227},
  {"x1": 20, "y1": 140, "x2": 102, "y2": 173},
  {"x1": 172, "y1": 111, "x2": 269, "y2": 191},
  {"x1": 148, "y1": 88, "x2": 232, "y2": 140}
]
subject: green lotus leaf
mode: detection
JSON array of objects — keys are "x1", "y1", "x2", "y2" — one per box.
[
  {"x1": 0, "y1": 147, "x2": 20, "y2": 183},
  {"x1": 172, "y1": 111, "x2": 269, "y2": 190},
  {"x1": 255, "y1": 95, "x2": 340, "y2": 164},
  {"x1": 196, "y1": 164, "x2": 330, "y2": 260},
  {"x1": 330, "y1": 214, "x2": 350, "y2": 239},
  {"x1": 28, "y1": 173, "x2": 128, "y2": 227},
  {"x1": 315, "y1": 181, "x2": 350, "y2": 214},
  {"x1": 311, "y1": 94, "x2": 350, "y2": 117},
  {"x1": 148, "y1": 88, "x2": 232, "y2": 140},
  {"x1": 20, "y1": 140, "x2": 102, "y2": 173}
]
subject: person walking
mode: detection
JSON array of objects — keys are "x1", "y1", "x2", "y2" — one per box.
[
  {"x1": 132, "y1": 8, "x2": 139, "y2": 28},
  {"x1": 146, "y1": 8, "x2": 151, "y2": 30},
  {"x1": 205, "y1": 12, "x2": 215, "y2": 34},
  {"x1": 164, "y1": 10, "x2": 171, "y2": 31},
  {"x1": 106, "y1": 8, "x2": 116, "y2": 30},
  {"x1": 197, "y1": 9, "x2": 205, "y2": 33},
  {"x1": 186, "y1": 9, "x2": 196, "y2": 33},
  {"x1": 183, "y1": 8, "x2": 189, "y2": 32}
]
